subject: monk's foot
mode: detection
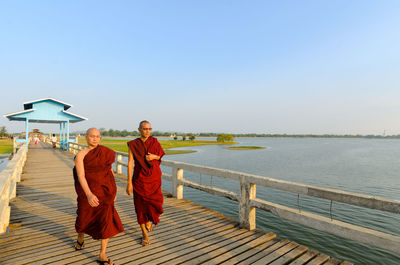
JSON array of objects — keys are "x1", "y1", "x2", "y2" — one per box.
[
  {"x1": 74, "y1": 240, "x2": 85, "y2": 250},
  {"x1": 96, "y1": 258, "x2": 113, "y2": 265},
  {"x1": 145, "y1": 222, "x2": 153, "y2": 232},
  {"x1": 141, "y1": 237, "x2": 150, "y2": 246}
]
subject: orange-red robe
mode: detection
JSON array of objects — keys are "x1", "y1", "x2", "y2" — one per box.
[
  {"x1": 127, "y1": 136, "x2": 165, "y2": 225},
  {"x1": 73, "y1": 145, "x2": 124, "y2": 239}
]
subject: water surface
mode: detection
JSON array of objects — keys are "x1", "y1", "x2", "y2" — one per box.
[
  {"x1": 0, "y1": 156, "x2": 10, "y2": 172},
  {"x1": 160, "y1": 138, "x2": 400, "y2": 264}
]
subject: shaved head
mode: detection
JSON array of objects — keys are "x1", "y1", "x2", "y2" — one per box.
[
  {"x1": 85, "y1": 128, "x2": 101, "y2": 148},
  {"x1": 138, "y1": 120, "x2": 152, "y2": 140},
  {"x1": 86, "y1": 128, "x2": 100, "y2": 136},
  {"x1": 139, "y1": 120, "x2": 150, "y2": 129}
]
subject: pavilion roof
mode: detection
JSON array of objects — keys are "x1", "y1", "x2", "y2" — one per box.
[{"x1": 4, "y1": 98, "x2": 87, "y2": 123}]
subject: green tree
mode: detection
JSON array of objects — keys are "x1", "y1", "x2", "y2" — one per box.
[
  {"x1": 188, "y1": 133, "x2": 196, "y2": 141},
  {"x1": 182, "y1": 135, "x2": 186, "y2": 141},
  {"x1": 0, "y1": 126, "x2": 7, "y2": 137},
  {"x1": 121, "y1": 129, "x2": 129, "y2": 137},
  {"x1": 217, "y1": 134, "x2": 234, "y2": 142}
]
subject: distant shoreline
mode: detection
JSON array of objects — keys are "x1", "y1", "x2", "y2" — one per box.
[
  {"x1": 155, "y1": 136, "x2": 399, "y2": 140},
  {"x1": 105, "y1": 135, "x2": 398, "y2": 139},
  {"x1": 231, "y1": 136, "x2": 393, "y2": 139}
]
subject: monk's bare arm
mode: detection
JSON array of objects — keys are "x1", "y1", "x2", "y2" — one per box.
[
  {"x1": 126, "y1": 149, "x2": 134, "y2": 195},
  {"x1": 75, "y1": 150, "x2": 100, "y2": 207},
  {"x1": 146, "y1": 142, "x2": 164, "y2": 162}
]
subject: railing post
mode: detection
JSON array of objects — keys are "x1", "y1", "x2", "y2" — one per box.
[
  {"x1": 117, "y1": 154, "x2": 122, "y2": 174},
  {"x1": 239, "y1": 175, "x2": 256, "y2": 230},
  {"x1": 172, "y1": 167, "x2": 183, "y2": 199},
  {"x1": 0, "y1": 178, "x2": 11, "y2": 233},
  {"x1": 13, "y1": 137, "x2": 16, "y2": 154},
  {"x1": 9, "y1": 167, "x2": 17, "y2": 199},
  {"x1": 16, "y1": 150, "x2": 24, "y2": 182}
]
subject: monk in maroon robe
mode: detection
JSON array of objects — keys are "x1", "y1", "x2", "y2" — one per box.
[
  {"x1": 126, "y1": 120, "x2": 165, "y2": 246},
  {"x1": 74, "y1": 128, "x2": 123, "y2": 265}
]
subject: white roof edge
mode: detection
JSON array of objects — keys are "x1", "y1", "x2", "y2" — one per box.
[
  {"x1": 62, "y1": 110, "x2": 88, "y2": 120},
  {"x1": 3, "y1": 109, "x2": 36, "y2": 118},
  {"x1": 23, "y1": 97, "x2": 73, "y2": 108}
]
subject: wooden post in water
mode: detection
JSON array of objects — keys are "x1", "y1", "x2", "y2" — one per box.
[
  {"x1": 172, "y1": 167, "x2": 183, "y2": 199},
  {"x1": 239, "y1": 175, "x2": 256, "y2": 230}
]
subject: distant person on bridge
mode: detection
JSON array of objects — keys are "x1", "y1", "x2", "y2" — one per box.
[
  {"x1": 73, "y1": 128, "x2": 123, "y2": 265},
  {"x1": 126, "y1": 120, "x2": 165, "y2": 246},
  {"x1": 51, "y1": 134, "x2": 57, "y2": 148}
]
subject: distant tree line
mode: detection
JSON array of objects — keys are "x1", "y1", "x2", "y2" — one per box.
[
  {"x1": 70, "y1": 128, "x2": 400, "y2": 139},
  {"x1": 98, "y1": 128, "x2": 171, "y2": 137},
  {"x1": 201, "y1": 133, "x2": 400, "y2": 139}
]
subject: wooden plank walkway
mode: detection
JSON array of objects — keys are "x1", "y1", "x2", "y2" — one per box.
[{"x1": 0, "y1": 142, "x2": 351, "y2": 264}]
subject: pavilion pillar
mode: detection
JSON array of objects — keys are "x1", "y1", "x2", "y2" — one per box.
[
  {"x1": 59, "y1": 123, "x2": 63, "y2": 150},
  {"x1": 25, "y1": 118, "x2": 29, "y2": 152},
  {"x1": 66, "y1": 120, "x2": 70, "y2": 151},
  {"x1": 62, "y1": 122, "x2": 66, "y2": 150}
]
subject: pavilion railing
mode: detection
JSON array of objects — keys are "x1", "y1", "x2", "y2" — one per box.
[
  {"x1": 12, "y1": 137, "x2": 26, "y2": 154},
  {"x1": 64, "y1": 141, "x2": 400, "y2": 254},
  {"x1": 0, "y1": 143, "x2": 27, "y2": 234}
]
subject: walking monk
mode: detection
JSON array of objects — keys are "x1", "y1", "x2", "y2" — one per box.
[
  {"x1": 73, "y1": 128, "x2": 124, "y2": 265},
  {"x1": 126, "y1": 120, "x2": 165, "y2": 246}
]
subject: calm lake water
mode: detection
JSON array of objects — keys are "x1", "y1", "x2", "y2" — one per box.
[
  {"x1": 158, "y1": 138, "x2": 399, "y2": 265},
  {"x1": 0, "y1": 156, "x2": 9, "y2": 172}
]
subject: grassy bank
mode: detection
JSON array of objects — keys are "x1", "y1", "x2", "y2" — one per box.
[
  {"x1": 225, "y1": 146, "x2": 265, "y2": 150},
  {"x1": 79, "y1": 138, "x2": 236, "y2": 155},
  {"x1": 0, "y1": 138, "x2": 13, "y2": 154}
]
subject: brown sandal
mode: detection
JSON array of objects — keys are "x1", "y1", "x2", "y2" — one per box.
[
  {"x1": 74, "y1": 240, "x2": 85, "y2": 250},
  {"x1": 96, "y1": 258, "x2": 113, "y2": 265},
  {"x1": 141, "y1": 238, "x2": 150, "y2": 246}
]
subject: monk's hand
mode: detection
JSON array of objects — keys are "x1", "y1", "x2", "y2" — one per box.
[
  {"x1": 146, "y1": 153, "x2": 158, "y2": 161},
  {"x1": 145, "y1": 153, "x2": 152, "y2": 161},
  {"x1": 86, "y1": 193, "x2": 99, "y2": 207},
  {"x1": 126, "y1": 183, "x2": 133, "y2": 196}
]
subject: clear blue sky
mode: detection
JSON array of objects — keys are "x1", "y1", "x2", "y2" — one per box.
[{"x1": 1, "y1": 0, "x2": 400, "y2": 134}]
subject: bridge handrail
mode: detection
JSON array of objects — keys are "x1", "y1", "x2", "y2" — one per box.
[
  {"x1": 161, "y1": 160, "x2": 400, "y2": 213},
  {"x1": 0, "y1": 143, "x2": 27, "y2": 234},
  {"x1": 64, "y1": 141, "x2": 400, "y2": 254}
]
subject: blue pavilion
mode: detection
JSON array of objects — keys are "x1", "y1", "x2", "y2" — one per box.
[{"x1": 3, "y1": 98, "x2": 87, "y2": 151}]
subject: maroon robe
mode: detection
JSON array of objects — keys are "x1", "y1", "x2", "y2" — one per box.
[
  {"x1": 73, "y1": 145, "x2": 124, "y2": 239},
  {"x1": 127, "y1": 136, "x2": 165, "y2": 225}
]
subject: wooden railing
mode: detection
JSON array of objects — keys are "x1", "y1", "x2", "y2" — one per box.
[
  {"x1": 66, "y1": 141, "x2": 400, "y2": 254},
  {"x1": 0, "y1": 143, "x2": 27, "y2": 234}
]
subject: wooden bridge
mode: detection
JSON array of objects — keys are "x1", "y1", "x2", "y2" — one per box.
[{"x1": 0, "y1": 142, "x2": 396, "y2": 264}]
